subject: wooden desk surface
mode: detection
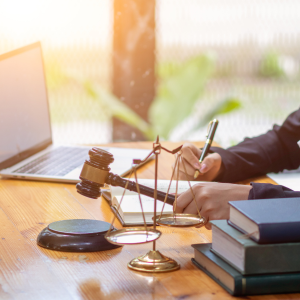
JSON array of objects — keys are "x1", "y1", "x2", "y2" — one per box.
[{"x1": 0, "y1": 141, "x2": 297, "y2": 300}]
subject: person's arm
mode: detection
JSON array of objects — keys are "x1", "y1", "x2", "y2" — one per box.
[
  {"x1": 175, "y1": 181, "x2": 300, "y2": 229},
  {"x1": 212, "y1": 108, "x2": 300, "y2": 183},
  {"x1": 249, "y1": 182, "x2": 300, "y2": 199},
  {"x1": 175, "y1": 109, "x2": 300, "y2": 226}
]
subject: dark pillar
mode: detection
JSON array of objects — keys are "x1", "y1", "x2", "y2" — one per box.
[{"x1": 112, "y1": 0, "x2": 156, "y2": 141}]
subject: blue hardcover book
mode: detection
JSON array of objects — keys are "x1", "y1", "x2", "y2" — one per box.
[
  {"x1": 192, "y1": 243, "x2": 300, "y2": 296},
  {"x1": 228, "y1": 198, "x2": 300, "y2": 244}
]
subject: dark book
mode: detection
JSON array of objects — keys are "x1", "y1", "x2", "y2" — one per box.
[
  {"x1": 192, "y1": 243, "x2": 300, "y2": 296},
  {"x1": 210, "y1": 220, "x2": 300, "y2": 275},
  {"x1": 229, "y1": 197, "x2": 300, "y2": 244}
]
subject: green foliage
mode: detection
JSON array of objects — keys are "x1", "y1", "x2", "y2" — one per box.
[
  {"x1": 259, "y1": 51, "x2": 285, "y2": 78},
  {"x1": 149, "y1": 55, "x2": 215, "y2": 139},
  {"x1": 50, "y1": 54, "x2": 242, "y2": 140},
  {"x1": 194, "y1": 97, "x2": 241, "y2": 129},
  {"x1": 83, "y1": 81, "x2": 153, "y2": 138},
  {"x1": 45, "y1": 62, "x2": 69, "y2": 90}
]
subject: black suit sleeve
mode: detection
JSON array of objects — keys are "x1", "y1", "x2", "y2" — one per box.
[
  {"x1": 210, "y1": 108, "x2": 300, "y2": 183},
  {"x1": 248, "y1": 183, "x2": 300, "y2": 199}
]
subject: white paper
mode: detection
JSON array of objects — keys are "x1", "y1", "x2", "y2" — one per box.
[
  {"x1": 268, "y1": 172, "x2": 300, "y2": 191},
  {"x1": 110, "y1": 178, "x2": 202, "y2": 199}
]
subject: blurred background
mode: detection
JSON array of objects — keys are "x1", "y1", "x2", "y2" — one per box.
[{"x1": 1, "y1": 0, "x2": 300, "y2": 148}]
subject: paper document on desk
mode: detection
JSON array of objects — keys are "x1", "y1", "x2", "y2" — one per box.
[
  {"x1": 108, "y1": 179, "x2": 203, "y2": 226},
  {"x1": 268, "y1": 168, "x2": 300, "y2": 191},
  {"x1": 110, "y1": 178, "x2": 201, "y2": 197}
]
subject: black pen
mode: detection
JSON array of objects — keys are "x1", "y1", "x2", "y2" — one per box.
[{"x1": 194, "y1": 119, "x2": 219, "y2": 179}]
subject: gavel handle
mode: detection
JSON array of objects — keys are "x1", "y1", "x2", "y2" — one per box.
[{"x1": 106, "y1": 173, "x2": 175, "y2": 205}]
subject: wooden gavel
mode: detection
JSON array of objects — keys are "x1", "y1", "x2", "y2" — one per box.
[{"x1": 76, "y1": 147, "x2": 175, "y2": 205}]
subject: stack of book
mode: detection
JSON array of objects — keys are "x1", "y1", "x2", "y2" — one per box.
[{"x1": 192, "y1": 198, "x2": 300, "y2": 296}]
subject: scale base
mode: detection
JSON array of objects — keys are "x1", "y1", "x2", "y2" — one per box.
[
  {"x1": 37, "y1": 219, "x2": 121, "y2": 252},
  {"x1": 128, "y1": 250, "x2": 180, "y2": 273}
]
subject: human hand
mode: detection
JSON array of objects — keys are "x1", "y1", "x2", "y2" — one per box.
[
  {"x1": 173, "y1": 143, "x2": 223, "y2": 181},
  {"x1": 175, "y1": 182, "x2": 252, "y2": 229}
]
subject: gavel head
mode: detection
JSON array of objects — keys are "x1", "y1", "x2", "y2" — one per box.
[{"x1": 76, "y1": 147, "x2": 114, "y2": 199}]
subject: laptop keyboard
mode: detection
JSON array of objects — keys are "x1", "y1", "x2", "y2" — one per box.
[{"x1": 13, "y1": 146, "x2": 89, "y2": 176}]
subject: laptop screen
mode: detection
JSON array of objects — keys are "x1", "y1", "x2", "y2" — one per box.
[{"x1": 0, "y1": 42, "x2": 52, "y2": 170}]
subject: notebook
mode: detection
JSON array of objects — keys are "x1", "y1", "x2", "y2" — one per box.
[
  {"x1": 0, "y1": 42, "x2": 153, "y2": 183},
  {"x1": 103, "y1": 179, "x2": 202, "y2": 226}
]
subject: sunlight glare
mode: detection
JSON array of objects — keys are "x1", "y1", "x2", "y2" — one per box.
[{"x1": 0, "y1": 0, "x2": 111, "y2": 46}]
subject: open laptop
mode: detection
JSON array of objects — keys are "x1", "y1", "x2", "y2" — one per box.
[{"x1": 0, "y1": 42, "x2": 153, "y2": 183}]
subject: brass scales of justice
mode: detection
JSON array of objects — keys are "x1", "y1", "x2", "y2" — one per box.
[
  {"x1": 76, "y1": 136, "x2": 206, "y2": 273},
  {"x1": 37, "y1": 136, "x2": 206, "y2": 272}
]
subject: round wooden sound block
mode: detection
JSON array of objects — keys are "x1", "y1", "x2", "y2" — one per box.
[{"x1": 37, "y1": 219, "x2": 121, "y2": 252}]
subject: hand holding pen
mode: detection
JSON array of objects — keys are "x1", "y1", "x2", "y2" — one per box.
[
  {"x1": 173, "y1": 119, "x2": 222, "y2": 181},
  {"x1": 194, "y1": 119, "x2": 219, "y2": 179}
]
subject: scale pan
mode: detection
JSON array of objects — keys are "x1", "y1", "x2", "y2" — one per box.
[
  {"x1": 105, "y1": 228, "x2": 161, "y2": 245},
  {"x1": 154, "y1": 213, "x2": 206, "y2": 228}
]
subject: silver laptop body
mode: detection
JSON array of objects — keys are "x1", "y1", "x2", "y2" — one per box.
[{"x1": 0, "y1": 42, "x2": 152, "y2": 183}]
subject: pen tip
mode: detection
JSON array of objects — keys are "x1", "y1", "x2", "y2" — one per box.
[{"x1": 194, "y1": 170, "x2": 200, "y2": 179}]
